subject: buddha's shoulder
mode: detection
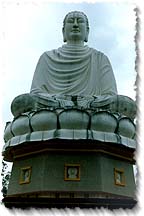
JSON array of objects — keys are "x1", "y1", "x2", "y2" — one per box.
[
  {"x1": 38, "y1": 49, "x2": 58, "y2": 59},
  {"x1": 42, "y1": 49, "x2": 56, "y2": 55},
  {"x1": 90, "y1": 47, "x2": 105, "y2": 56},
  {"x1": 90, "y1": 48, "x2": 108, "y2": 60}
]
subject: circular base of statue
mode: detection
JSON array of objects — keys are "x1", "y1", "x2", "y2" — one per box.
[{"x1": 3, "y1": 106, "x2": 136, "y2": 162}]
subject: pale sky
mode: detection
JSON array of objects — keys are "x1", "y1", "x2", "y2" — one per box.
[{"x1": 1, "y1": 1, "x2": 137, "y2": 127}]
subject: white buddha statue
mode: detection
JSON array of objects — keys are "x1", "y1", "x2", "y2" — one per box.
[
  {"x1": 30, "y1": 11, "x2": 117, "y2": 107},
  {"x1": 11, "y1": 11, "x2": 136, "y2": 119}
]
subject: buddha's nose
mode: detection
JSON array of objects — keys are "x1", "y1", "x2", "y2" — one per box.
[{"x1": 73, "y1": 19, "x2": 78, "y2": 27}]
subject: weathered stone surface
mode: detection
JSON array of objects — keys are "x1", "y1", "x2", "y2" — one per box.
[
  {"x1": 109, "y1": 95, "x2": 136, "y2": 120},
  {"x1": 117, "y1": 117, "x2": 135, "y2": 139},
  {"x1": 3, "y1": 108, "x2": 136, "y2": 155},
  {"x1": 30, "y1": 110, "x2": 57, "y2": 131},
  {"x1": 4, "y1": 122, "x2": 13, "y2": 142},
  {"x1": 11, "y1": 115, "x2": 31, "y2": 136},
  {"x1": 59, "y1": 109, "x2": 89, "y2": 129},
  {"x1": 11, "y1": 94, "x2": 35, "y2": 117},
  {"x1": 91, "y1": 111, "x2": 117, "y2": 133},
  {"x1": 4, "y1": 108, "x2": 137, "y2": 141}
]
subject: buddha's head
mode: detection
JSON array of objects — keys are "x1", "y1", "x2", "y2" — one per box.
[{"x1": 62, "y1": 11, "x2": 89, "y2": 44}]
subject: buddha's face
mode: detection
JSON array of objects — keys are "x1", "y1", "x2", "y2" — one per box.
[{"x1": 63, "y1": 12, "x2": 89, "y2": 44}]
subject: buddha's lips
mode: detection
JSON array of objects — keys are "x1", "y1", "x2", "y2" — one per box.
[{"x1": 71, "y1": 29, "x2": 80, "y2": 32}]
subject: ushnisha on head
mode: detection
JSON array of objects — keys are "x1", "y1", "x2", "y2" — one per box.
[{"x1": 62, "y1": 11, "x2": 89, "y2": 45}]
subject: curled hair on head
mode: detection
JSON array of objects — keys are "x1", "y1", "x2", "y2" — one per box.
[{"x1": 63, "y1": 11, "x2": 89, "y2": 30}]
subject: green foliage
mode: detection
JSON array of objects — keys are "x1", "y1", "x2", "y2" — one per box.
[{"x1": 1, "y1": 160, "x2": 11, "y2": 197}]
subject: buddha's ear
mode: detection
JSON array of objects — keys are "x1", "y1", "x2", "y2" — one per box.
[
  {"x1": 62, "y1": 27, "x2": 67, "y2": 42},
  {"x1": 84, "y1": 27, "x2": 89, "y2": 42}
]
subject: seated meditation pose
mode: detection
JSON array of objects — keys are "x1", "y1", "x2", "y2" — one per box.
[{"x1": 11, "y1": 11, "x2": 136, "y2": 120}]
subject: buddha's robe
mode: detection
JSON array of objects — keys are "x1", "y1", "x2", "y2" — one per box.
[{"x1": 30, "y1": 44, "x2": 117, "y2": 107}]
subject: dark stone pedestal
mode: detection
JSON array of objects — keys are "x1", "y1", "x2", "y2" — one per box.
[{"x1": 3, "y1": 139, "x2": 136, "y2": 209}]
